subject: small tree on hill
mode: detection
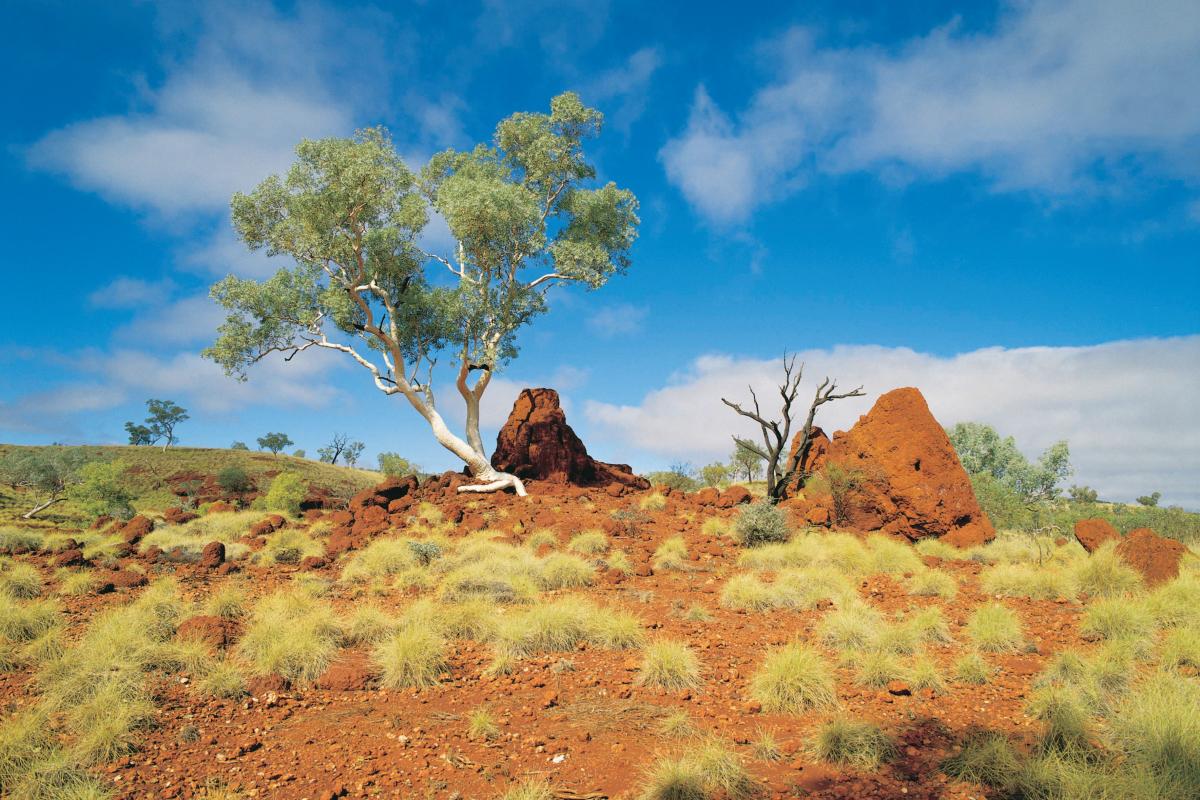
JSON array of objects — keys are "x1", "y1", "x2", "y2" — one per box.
[
  {"x1": 204, "y1": 93, "x2": 638, "y2": 496},
  {"x1": 947, "y1": 422, "x2": 1072, "y2": 503},
  {"x1": 217, "y1": 466, "x2": 254, "y2": 501},
  {"x1": 0, "y1": 448, "x2": 88, "y2": 519},
  {"x1": 722, "y1": 355, "x2": 864, "y2": 504},
  {"x1": 318, "y1": 433, "x2": 360, "y2": 465},
  {"x1": 729, "y1": 441, "x2": 765, "y2": 483},
  {"x1": 343, "y1": 441, "x2": 365, "y2": 468},
  {"x1": 1137, "y1": 491, "x2": 1162, "y2": 507},
  {"x1": 230, "y1": 441, "x2": 250, "y2": 451},
  {"x1": 700, "y1": 462, "x2": 730, "y2": 487},
  {"x1": 69, "y1": 460, "x2": 134, "y2": 520},
  {"x1": 125, "y1": 399, "x2": 188, "y2": 450},
  {"x1": 378, "y1": 452, "x2": 420, "y2": 477},
  {"x1": 1068, "y1": 485, "x2": 1098, "y2": 503},
  {"x1": 257, "y1": 432, "x2": 293, "y2": 454}
]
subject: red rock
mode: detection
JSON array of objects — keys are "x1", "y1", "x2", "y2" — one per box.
[
  {"x1": 161, "y1": 507, "x2": 198, "y2": 525},
  {"x1": 786, "y1": 388, "x2": 994, "y2": 547},
  {"x1": 806, "y1": 506, "x2": 831, "y2": 526},
  {"x1": 715, "y1": 485, "x2": 753, "y2": 508},
  {"x1": 299, "y1": 555, "x2": 328, "y2": 571},
  {"x1": 886, "y1": 680, "x2": 912, "y2": 696},
  {"x1": 198, "y1": 541, "x2": 226, "y2": 570},
  {"x1": 249, "y1": 515, "x2": 286, "y2": 537},
  {"x1": 52, "y1": 548, "x2": 87, "y2": 568},
  {"x1": 177, "y1": 615, "x2": 240, "y2": 649},
  {"x1": 1115, "y1": 528, "x2": 1187, "y2": 586},
  {"x1": 491, "y1": 388, "x2": 650, "y2": 490},
  {"x1": 119, "y1": 515, "x2": 154, "y2": 545},
  {"x1": 692, "y1": 487, "x2": 720, "y2": 506},
  {"x1": 329, "y1": 510, "x2": 354, "y2": 526},
  {"x1": 781, "y1": 427, "x2": 832, "y2": 496},
  {"x1": 95, "y1": 569, "x2": 149, "y2": 589},
  {"x1": 358, "y1": 505, "x2": 388, "y2": 526},
  {"x1": 605, "y1": 483, "x2": 624, "y2": 498},
  {"x1": 206, "y1": 501, "x2": 236, "y2": 514},
  {"x1": 1074, "y1": 518, "x2": 1120, "y2": 553},
  {"x1": 315, "y1": 653, "x2": 375, "y2": 691}
]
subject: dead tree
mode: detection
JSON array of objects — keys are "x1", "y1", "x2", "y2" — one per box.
[{"x1": 721, "y1": 354, "x2": 864, "y2": 503}]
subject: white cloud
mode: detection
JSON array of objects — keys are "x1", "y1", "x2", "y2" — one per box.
[
  {"x1": 587, "y1": 303, "x2": 647, "y2": 337},
  {"x1": 662, "y1": 1, "x2": 1200, "y2": 223},
  {"x1": 585, "y1": 47, "x2": 663, "y2": 133},
  {"x1": 585, "y1": 336, "x2": 1200, "y2": 508},
  {"x1": 88, "y1": 276, "x2": 176, "y2": 308},
  {"x1": 113, "y1": 294, "x2": 227, "y2": 346}
]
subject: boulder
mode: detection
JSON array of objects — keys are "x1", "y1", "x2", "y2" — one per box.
[
  {"x1": 716, "y1": 485, "x2": 753, "y2": 508},
  {"x1": 315, "y1": 652, "x2": 375, "y2": 691},
  {"x1": 52, "y1": 548, "x2": 87, "y2": 568},
  {"x1": 780, "y1": 427, "x2": 832, "y2": 496},
  {"x1": 787, "y1": 387, "x2": 994, "y2": 547},
  {"x1": 119, "y1": 515, "x2": 154, "y2": 545},
  {"x1": 1074, "y1": 518, "x2": 1120, "y2": 553},
  {"x1": 1115, "y1": 528, "x2": 1187, "y2": 586},
  {"x1": 177, "y1": 615, "x2": 240, "y2": 649},
  {"x1": 198, "y1": 541, "x2": 226, "y2": 570},
  {"x1": 491, "y1": 388, "x2": 649, "y2": 489}
]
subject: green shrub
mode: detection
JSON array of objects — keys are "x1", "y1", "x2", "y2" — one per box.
[
  {"x1": 373, "y1": 625, "x2": 447, "y2": 689},
  {"x1": 638, "y1": 640, "x2": 701, "y2": 690},
  {"x1": 750, "y1": 642, "x2": 837, "y2": 713},
  {"x1": 262, "y1": 472, "x2": 307, "y2": 516},
  {"x1": 216, "y1": 466, "x2": 254, "y2": 496},
  {"x1": 734, "y1": 502, "x2": 792, "y2": 547},
  {"x1": 967, "y1": 603, "x2": 1025, "y2": 652},
  {"x1": 69, "y1": 460, "x2": 134, "y2": 519},
  {"x1": 811, "y1": 718, "x2": 895, "y2": 769}
]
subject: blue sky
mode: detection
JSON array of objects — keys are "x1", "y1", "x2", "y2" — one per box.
[{"x1": 1, "y1": 0, "x2": 1198, "y2": 505}]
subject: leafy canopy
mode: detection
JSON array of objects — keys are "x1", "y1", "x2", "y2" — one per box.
[
  {"x1": 204, "y1": 93, "x2": 638, "y2": 412},
  {"x1": 948, "y1": 422, "x2": 1071, "y2": 503},
  {"x1": 257, "y1": 433, "x2": 293, "y2": 454}
]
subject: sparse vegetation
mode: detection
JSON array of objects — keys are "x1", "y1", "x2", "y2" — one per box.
[
  {"x1": 750, "y1": 642, "x2": 837, "y2": 713},
  {"x1": 374, "y1": 624, "x2": 447, "y2": 689},
  {"x1": 237, "y1": 590, "x2": 341, "y2": 684},
  {"x1": 733, "y1": 501, "x2": 792, "y2": 546},
  {"x1": 811, "y1": 718, "x2": 896, "y2": 770},
  {"x1": 638, "y1": 639, "x2": 701, "y2": 690},
  {"x1": 967, "y1": 603, "x2": 1025, "y2": 652}
]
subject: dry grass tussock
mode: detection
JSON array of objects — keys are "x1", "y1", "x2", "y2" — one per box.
[
  {"x1": 737, "y1": 531, "x2": 922, "y2": 576},
  {"x1": 720, "y1": 568, "x2": 857, "y2": 612},
  {"x1": 141, "y1": 510, "x2": 269, "y2": 561},
  {"x1": 490, "y1": 597, "x2": 643, "y2": 661},
  {"x1": 237, "y1": 589, "x2": 341, "y2": 684},
  {"x1": 637, "y1": 738, "x2": 756, "y2": 800}
]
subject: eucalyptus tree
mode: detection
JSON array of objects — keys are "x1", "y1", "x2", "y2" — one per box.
[{"x1": 205, "y1": 93, "x2": 638, "y2": 495}]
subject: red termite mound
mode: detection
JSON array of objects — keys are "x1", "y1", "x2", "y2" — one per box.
[
  {"x1": 786, "y1": 387, "x2": 995, "y2": 547},
  {"x1": 491, "y1": 388, "x2": 649, "y2": 490}
]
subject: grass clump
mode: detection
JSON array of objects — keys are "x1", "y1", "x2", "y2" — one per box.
[
  {"x1": 1080, "y1": 597, "x2": 1156, "y2": 642},
  {"x1": 237, "y1": 590, "x2": 341, "y2": 684},
  {"x1": 967, "y1": 602, "x2": 1025, "y2": 653},
  {"x1": 373, "y1": 624, "x2": 447, "y2": 689},
  {"x1": 537, "y1": 552, "x2": 595, "y2": 589},
  {"x1": 657, "y1": 710, "x2": 697, "y2": 739},
  {"x1": 0, "y1": 561, "x2": 42, "y2": 599},
  {"x1": 197, "y1": 657, "x2": 247, "y2": 699},
  {"x1": 340, "y1": 538, "x2": 417, "y2": 583},
  {"x1": 954, "y1": 651, "x2": 993, "y2": 685},
  {"x1": 811, "y1": 717, "x2": 896, "y2": 770},
  {"x1": 854, "y1": 650, "x2": 906, "y2": 689},
  {"x1": 498, "y1": 778, "x2": 555, "y2": 800},
  {"x1": 0, "y1": 596, "x2": 61, "y2": 644},
  {"x1": 638, "y1": 639, "x2": 702, "y2": 690},
  {"x1": 203, "y1": 584, "x2": 247, "y2": 620},
  {"x1": 942, "y1": 730, "x2": 1022, "y2": 790},
  {"x1": 864, "y1": 535, "x2": 924, "y2": 574},
  {"x1": 257, "y1": 528, "x2": 321, "y2": 565},
  {"x1": 1107, "y1": 671, "x2": 1200, "y2": 796},
  {"x1": 652, "y1": 536, "x2": 689, "y2": 571},
  {"x1": 733, "y1": 502, "x2": 792, "y2": 547},
  {"x1": 567, "y1": 530, "x2": 608, "y2": 555},
  {"x1": 750, "y1": 642, "x2": 837, "y2": 713},
  {"x1": 491, "y1": 598, "x2": 643, "y2": 659},
  {"x1": 701, "y1": 517, "x2": 733, "y2": 540},
  {"x1": 982, "y1": 563, "x2": 1076, "y2": 600},
  {"x1": 343, "y1": 604, "x2": 396, "y2": 646},
  {"x1": 907, "y1": 568, "x2": 958, "y2": 599},
  {"x1": 468, "y1": 706, "x2": 500, "y2": 741},
  {"x1": 1144, "y1": 574, "x2": 1200, "y2": 628},
  {"x1": 638, "y1": 739, "x2": 756, "y2": 800},
  {"x1": 1073, "y1": 543, "x2": 1143, "y2": 598},
  {"x1": 56, "y1": 570, "x2": 96, "y2": 597},
  {"x1": 1161, "y1": 628, "x2": 1200, "y2": 670},
  {"x1": 639, "y1": 493, "x2": 668, "y2": 511},
  {"x1": 819, "y1": 602, "x2": 884, "y2": 651}
]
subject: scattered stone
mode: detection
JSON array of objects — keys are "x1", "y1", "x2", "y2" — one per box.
[
  {"x1": 715, "y1": 485, "x2": 753, "y2": 508},
  {"x1": 198, "y1": 541, "x2": 226, "y2": 570},
  {"x1": 52, "y1": 548, "x2": 87, "y2": 568}
]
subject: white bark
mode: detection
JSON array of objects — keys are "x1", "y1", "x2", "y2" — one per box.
[{"x1": 22, "y1": 496, "x2": 63, "y2": 520}]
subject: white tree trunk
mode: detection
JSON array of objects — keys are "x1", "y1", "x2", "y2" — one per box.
[
  {"x1": 22, "y1": 496, "x2": 63, "y2": 520},
  {"x1": 402, "y1": 388, "x2": 527, "y2": 497}
]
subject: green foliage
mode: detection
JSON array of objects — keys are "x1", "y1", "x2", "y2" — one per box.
[
  {"x1": 967, "y1": 602, "x2": 1025, "y2": 652},
  {"x1": 204, "y1": 95, "x2": 638, "y2": 471},
  {"x1": 67, "y1": 460, "x2": 133, "y2": 520},
  {"x1": 230, "y1": 441, "x2": 250, "y2": 451},
  {"x1": 699, "y1": 462, "x2": 730, "y2": 487},
  {"x1": 262, "y1": 472, "x2": 307, "y2": 516},
  {"x1": 216, "y1": 466, "x2": 253, "y2": 496},
  {"x1": 0, "y1": 448, "x2": 89, "y2": 519},
  {"x1": 256, "y1": 432, "x2": 293, "y2": 455},
  {"x1": 729, "y1": 441, "x2": 764, "y2": 483},
  {"x1": 942, "y1": 730, "x2": 1022, "y2": 790},
  {"x1": 733, "y1": 501, "x2": 792, "y2": 547},
  {"x1": 124, "y1": 398, "x2": 188, "y2": 448},
  {"x1": 1069, "y1": 485, "x2": 1099, "y2": 503},
  {"x1": 969, "y1": 472, "x2": 1034, "y2": 530},
  {"x1": 237, "y1": 591, "x2": 340, "y2": 684},
  {"x1": 644, "y1": 463, "x2": 700, "y2": 492},
  {"x1": 948, "y1": 422, "x2": 1072, "y2": 503},
  {"x1": 1136, "y1": 491, "x2": 1162, "y2": 507},
  {"x1": 378, "y1": 452, "x2": 421, "y2": 477},
  {"x1": 750, "y1": 642, "x2": 837, "y2": 713},
  {"x1": 824, "y1": 464, "x2": 865, "y2": 526},
  {"x1": 811, "y1": 718, "x2": 896, "y2": 770}
]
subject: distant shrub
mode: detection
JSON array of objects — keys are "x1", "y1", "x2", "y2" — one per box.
[
  {"x1": 643, "y1": 463, "x2": 700, "y2": 492},
  {"x1": 378, "y1": 452, "x2": 421, "y2": 477},
  {"x1": 262, "y1": 473, "x2": 307, "y2": 516},
  {"x1": 216, "y1": 466, "x2": 253, "y2": 496},
  {"x1": 230, "y1": 441, "x2": 249, "y2": 451},
  {"x1": 1068, "y1": 485, "x2": 1098, "y2": 503},
  {"x1": 734, "y1": 502, "x2": 792, "y2": 547},
  {"x1": 1136, "y1": 492, "x2": 1162, "y2": 508},
  {"x1": 68, "y1": 460, "x2": 134, "y2": 519}
]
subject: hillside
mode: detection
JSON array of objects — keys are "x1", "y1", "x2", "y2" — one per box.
[{"x1": 0, "y1": 445, "x2": 381, "y2": 527}]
